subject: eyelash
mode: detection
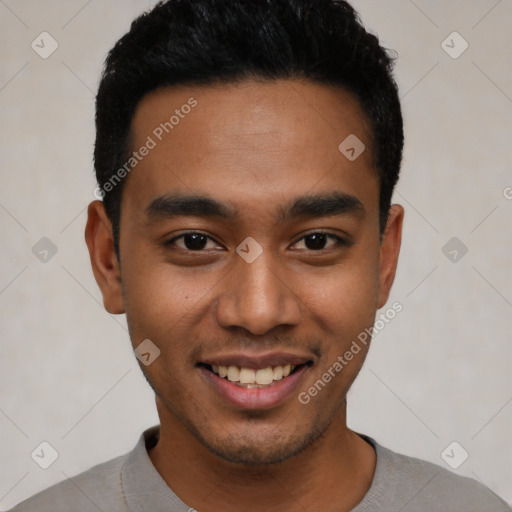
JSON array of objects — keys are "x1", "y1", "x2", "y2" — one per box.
[{"x1": 165, "y1": 231, "x2": 348, "y2": 252}]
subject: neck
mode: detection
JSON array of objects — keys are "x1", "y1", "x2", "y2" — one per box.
[{"x1": 148, "y1": 399, "x2": 376, "y2": 512}]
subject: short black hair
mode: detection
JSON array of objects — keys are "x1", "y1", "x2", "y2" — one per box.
[{"x1": 94, "y1": 0, "x2": 403, "y2": 257}]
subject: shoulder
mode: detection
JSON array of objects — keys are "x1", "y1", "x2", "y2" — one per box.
[
  {"x1": 7, "y1": 452, "x2": 129, "y2": 512},
  {"x1": 366, "y1": 438, "x2": 511, "y2": 512}
]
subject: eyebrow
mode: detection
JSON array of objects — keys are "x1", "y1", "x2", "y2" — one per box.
[{"x1": 145, "y1": 191, "x2": 365, "y2": 223}]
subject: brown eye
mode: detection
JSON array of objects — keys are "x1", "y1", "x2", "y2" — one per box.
[
  {"x1": 304, "y1": 233, "x2": 328, "y2": 250},
  {"x1": 167, "y1": 232, "x2": 219, "y2": 251},
  {"x1": 292, "y1": 233, "x2": 345, "y2": 251},
  {"x1": 182, "y1": 233, "x2": 208, "y2": 250}
]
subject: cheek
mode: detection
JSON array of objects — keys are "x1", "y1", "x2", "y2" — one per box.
[
  {"x1": 296, "y1": 262, "x2": 378, "y2": 399},
  {"x1": 120, "y1": 254, "x2": 219, "y2": 344},
  {"x1": 121, "y1": 262, "x2": 178, "y2": 336},
  {"x1": 301, "y1": 253, "x2": 380, "y2": 329}
]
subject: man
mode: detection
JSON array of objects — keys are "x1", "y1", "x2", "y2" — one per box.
[{"x1": 9, "y1": 0, "x2": 510, "y2": 511}]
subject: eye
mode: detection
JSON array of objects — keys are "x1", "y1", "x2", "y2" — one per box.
[
  {"x1": 165, "y1": 231, "x2": 346, "y2": 253},
  {"x1": 291, "y1": 232, "x2": 346, "y2": 251},
  {"x1": 166, "y1": 232, "x2": 221, "y2": 251}
]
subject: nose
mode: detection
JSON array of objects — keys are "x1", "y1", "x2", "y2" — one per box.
[{"x1": 214, "y1": 252, "x2": 301, "y2": 336}]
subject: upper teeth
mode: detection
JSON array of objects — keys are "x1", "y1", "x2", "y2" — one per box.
[{"x1": 211, "y1": 364, "x2": 295, "y2": 385}]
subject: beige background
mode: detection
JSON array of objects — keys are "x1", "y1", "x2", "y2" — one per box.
[{"x1": 1, "y1": 0, "x2": 511, "y2": 509}]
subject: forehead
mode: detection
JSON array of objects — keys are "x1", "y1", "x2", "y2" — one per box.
[{"x1": 124, "y1": 79, "x2": 378, "y2": 222}]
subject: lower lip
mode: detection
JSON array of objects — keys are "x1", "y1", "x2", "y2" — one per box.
[{"x1": 200, "y1": 365, "x2": 309, "y2": 411}]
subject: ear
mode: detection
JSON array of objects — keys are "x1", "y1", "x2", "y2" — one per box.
[
  {"x1": 377, "y1": 204, "x2": 404, "y2": 309},
  {"x1": 85, "y1": 201, "x2": 125, "y2": 314}
]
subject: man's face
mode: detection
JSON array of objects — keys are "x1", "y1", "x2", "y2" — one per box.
[{"x1": 90, "y1": 79, "x2": 401, "y2": 464}]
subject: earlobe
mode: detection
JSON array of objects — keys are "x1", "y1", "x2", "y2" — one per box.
[
  {"x1": 84, "y1": 201, "x2": 125, "y2": 314},
  {"x1": 377, "y1": 204, "x2": 404, "y2": 309}
]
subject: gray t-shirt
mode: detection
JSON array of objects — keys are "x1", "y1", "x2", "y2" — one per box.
[{"x1": 8, "y1": 425, "x2": 511, "y2": 512}]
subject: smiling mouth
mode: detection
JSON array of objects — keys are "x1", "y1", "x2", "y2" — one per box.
[{"x1": 199, "y1": 363, "x2": 311, "y2": 388}]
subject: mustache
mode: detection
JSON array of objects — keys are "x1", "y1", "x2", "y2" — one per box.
[{"x1": 189, "y1": 334, "x2": 323, "y2": 359}]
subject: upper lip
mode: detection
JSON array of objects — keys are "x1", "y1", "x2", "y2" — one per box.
[{"x1": 200, "y1": 352, "x2": 314, "y2": 369}]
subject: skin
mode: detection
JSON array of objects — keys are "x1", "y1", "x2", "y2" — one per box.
[{"x1": 85, "y1": 79, "x2": 404, "y2": 512}]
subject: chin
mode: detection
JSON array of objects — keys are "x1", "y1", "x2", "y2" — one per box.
[
  {"x1": 189, "y1": 418, "x2": 328, "y2": 466},
  {"x1": 201, "y1": 435, "x2": 312, "y2": 465},
  {"x1": 153, "y1": 377, "x2": 340, "y2": 466}
]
